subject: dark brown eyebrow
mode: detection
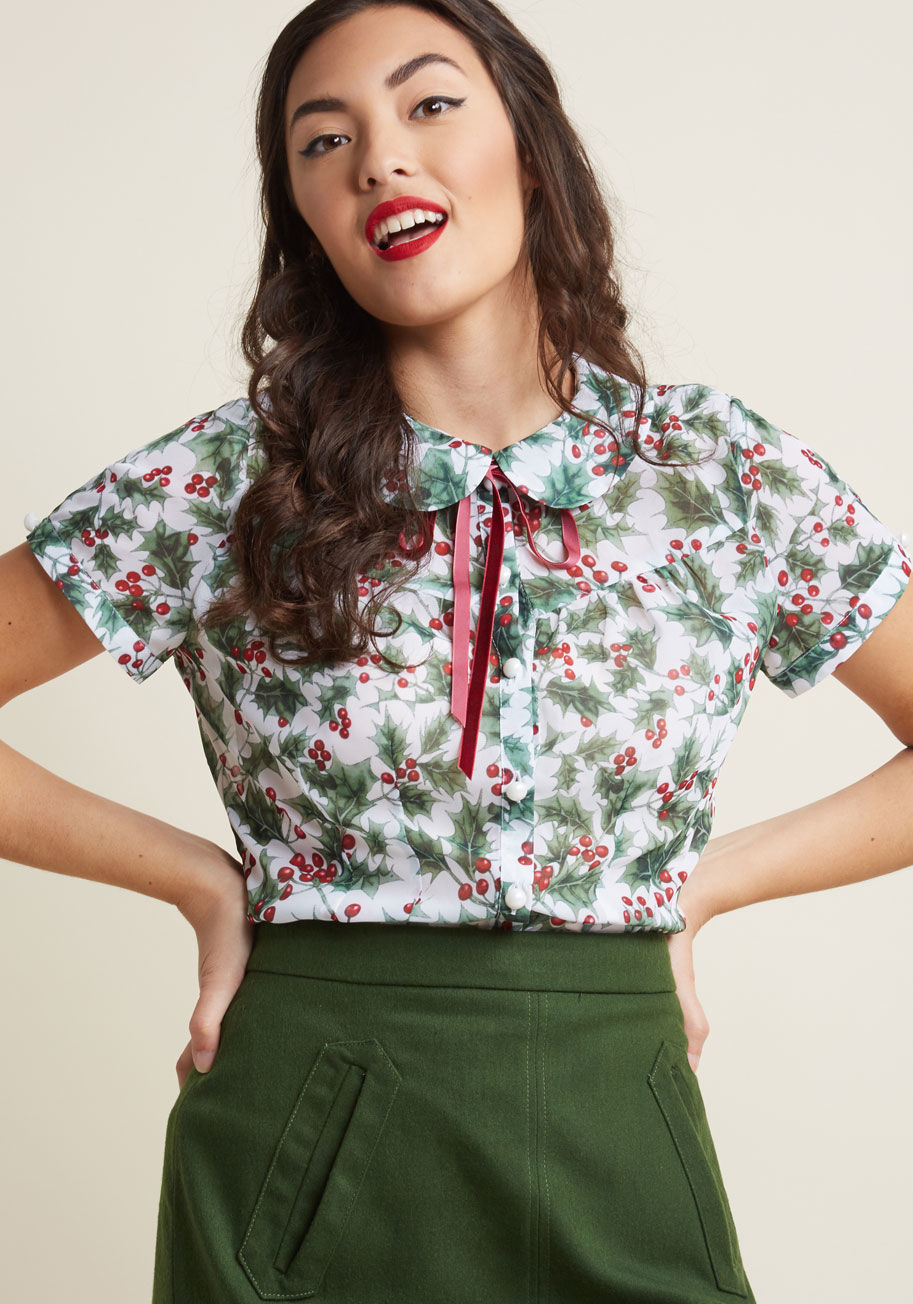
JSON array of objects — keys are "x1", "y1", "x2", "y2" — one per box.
[{"x1": 288, "y1": 52, "x2": 467, "y2": 132}]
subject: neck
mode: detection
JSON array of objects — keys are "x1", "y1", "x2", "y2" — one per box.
[{"x1": 384, "y1": 283, "x2": 577, "y2": 452}]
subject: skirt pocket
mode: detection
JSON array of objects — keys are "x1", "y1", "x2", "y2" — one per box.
[
  {"x1": 647, "y1": 1039, "x2": 749, "y2": 1297},
  {"x1": 237, "y1": 1037, "x2": 401, "y2": 1300}
]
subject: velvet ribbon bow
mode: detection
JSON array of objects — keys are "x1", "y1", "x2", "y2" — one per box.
[{"x1": 401, "y1": 460, "x2": 581, "y2": 780}]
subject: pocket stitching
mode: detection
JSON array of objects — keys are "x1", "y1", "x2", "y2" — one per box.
[
  {"x1": 647, "y1": 1039, "x2": 748, "y2": 1298},
  {"x1": 237, "y1": 1037, "x2": 401, "y2": 1301}
]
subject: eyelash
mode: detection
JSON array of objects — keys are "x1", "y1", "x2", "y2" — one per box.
[{"x1": 299, "y1": 96, "x2": 466, "y2": 158}]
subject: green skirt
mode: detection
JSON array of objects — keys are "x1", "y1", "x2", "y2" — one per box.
[{"x1": 152, "y1": 920, "x2": 755, "y2": 1302}]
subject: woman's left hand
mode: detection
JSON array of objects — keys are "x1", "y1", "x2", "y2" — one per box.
[{"x1": 666, "y1": 876, "x2": 716, "y2": 1074}]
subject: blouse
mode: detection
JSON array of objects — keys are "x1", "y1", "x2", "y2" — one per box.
[{"x1": 23, "y1": 354, "x2": 911, "y2": 932}]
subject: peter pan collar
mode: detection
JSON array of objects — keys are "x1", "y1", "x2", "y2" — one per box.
[
  {"x1": 394, "y1": 353, "x2": 641, "y2": 511},
  {"x1": 386, "y1": 355, "x2": 645, "y2": 783}
]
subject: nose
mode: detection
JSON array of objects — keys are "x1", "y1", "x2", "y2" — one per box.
[{"x1": 357, "y1": 124, "x2": 419, "y2": 192}]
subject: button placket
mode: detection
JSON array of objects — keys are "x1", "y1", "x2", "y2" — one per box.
[{"x1": 495, "y1": 524, "x2": 535, "y2": 920}]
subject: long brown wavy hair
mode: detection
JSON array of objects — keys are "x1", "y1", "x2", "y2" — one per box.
[{"x1": 200, "y1": 0, "x2": 696, "y2": 672}]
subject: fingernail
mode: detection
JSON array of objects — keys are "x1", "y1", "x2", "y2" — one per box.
[{"x1": 193, "y1": 1051, "x2": 215, "y2": 1073}]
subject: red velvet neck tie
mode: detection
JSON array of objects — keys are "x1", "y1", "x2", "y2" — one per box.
[{"x1": 447, "y1": 461, "x2": 581, "y2": 779}]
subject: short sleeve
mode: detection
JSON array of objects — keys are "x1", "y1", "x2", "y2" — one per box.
[
  {"x1": 24, "y1": 397, "x2": 255, "y2": 683},
  {"x1": 729, "y1": 394, "x2": 911, "y2": 696}
]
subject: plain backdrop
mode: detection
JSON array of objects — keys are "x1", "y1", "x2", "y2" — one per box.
[{"x1": 2, "y1": 1, "x2": 911, "y2": 1300}]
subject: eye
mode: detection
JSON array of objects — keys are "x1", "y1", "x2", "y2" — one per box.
[
  {"x1": 299, "y1": 132, "x2": 348, "y2": 159},
  {"x1": 298, "y1": 95, "x2": 466, "y2": 158},
  {"x1": 413, "y1": 95, "x2": 465, "y2": 119}
]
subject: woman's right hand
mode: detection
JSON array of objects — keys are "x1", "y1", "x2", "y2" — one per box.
[{"x1": 174, "y1": 849, "x2": 256, "y2": 1090}]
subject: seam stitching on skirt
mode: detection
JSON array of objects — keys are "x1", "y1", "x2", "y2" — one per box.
[
  {"x1": 542, "y1": 992, "x2": 551, "y2": 1303},
  {"x1": 526, "y1": 991, "x2": 533, "y2": 1304}
]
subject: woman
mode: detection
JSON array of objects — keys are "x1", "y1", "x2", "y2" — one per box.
[{"x1": 4, "y1": 0, "x2": 913, "y2": 1299}]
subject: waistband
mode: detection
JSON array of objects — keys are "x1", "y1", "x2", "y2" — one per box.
[{"x1": 245, "y1": 919, "x2": 676, "y2": 995}]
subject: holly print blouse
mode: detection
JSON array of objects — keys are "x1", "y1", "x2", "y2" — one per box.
[{"x1": 23, "y1": 355, "x2": 911, "y2": 933}]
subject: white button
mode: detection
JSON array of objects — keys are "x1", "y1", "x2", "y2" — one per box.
[
  {"x1": 23, "y1": 511, "x2": 41, "y2": 531},
  {"x1": 501, "y1": 657, "x2": 522, "y2": 678},
  {"x1": 504, "y1": 883, "x2": 529, "y2": 911},
  {"x1": 503, "y1": 777, "x2": 529, "y2": 801}
]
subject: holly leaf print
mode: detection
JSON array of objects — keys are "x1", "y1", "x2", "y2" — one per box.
[
  {"x1": 839, "y1": 540, "x2": 894, "y2": 595},
  {"x1": 686, "y1": 649, "x2": 715, "y2": 689},
  {"x1": 243, "y1": 735, "x2": 291, "y2": 790},
  {"x1": 545, "y1": 675, "x2": 616, "y2": 724},
  {"x1": 782, "y1": 537, "x2": 822, "y2": 580},
  {"x1": 441, "y1": 798, "x2": 494, "y2": 882},
  {"x1": 558, "y1": 601, "x2": 603, "y2": 645},
  {"x1": 603, "y1": 464, "x2": 641, "y2": 515},
  {"x1": 409, "y1": 445, "x2": 479, "y2": 506},
  {"x1": 317, "y1": 673, "x2": 361, "y2": 730},
  {"x1": 241, "y1": 781, "x2": 282, "y2": 840},
  {"x1": 215, "y1": 655, "x2": 245, "y2": 707},
  {"x1": 632, "y1": 690, "x2": 672, "y2": 732},
  {"x1": 86, "y1": 536, "x2": 130, "y2": 585},
  {"x1": 550, "y1": 744, "x2": 583, "y2": 797},
  {"x1": 373, "y1": 713, "x2": 410, "y2": 772},
  {"x1": 671, "y1": 733, "x2": 702, "y2": 784},
  {"x1": 623, "y1": 625, "x2": 660, "y2": 672},
  {"x1": 656, "y1": 475, "x2": 728, "y2": 535},
  {"x1": 189, "y1": 495, "x2": 235, "y2": 538},
  {"x1": 398, "y1": 783, "x2": 439, "y2": 821},
  {"x1": 523, "y1": 573, "x2": 571, "y2": 614},
  {"x1": 762, "y1": 460, "x2": 805, "y2": 502},
  {"x1": 623, "y1": 827, "x2": 692, "y2": 895},
  {"x1": 610, "y1": 658, "x2": 647, "y2": 696},
  {"x1": 734, "y1": 547, "x2": 767, "y2": 586},
  {"x1": 142, "y1": 518, "x2": 193, "y2": 594},
  {"x1": 540, "y1": 793, "x2": 596, "y2": 872},
  {"x1": 732, "y1": 399, "x2": 779, "y2": 443},
  {"x1": 660, "y1": 602, "x2": 738, "y2": 651},
  {"x1": 537, "y1": 457, "x2": 604, "y2": 504},
  {"x1": 419, "y1": 709, "x2": 453, "y2": 759},
  {"x1": 678, "y1": 384, "x2": 718, "y2": 418},
  {"x1": 547, "y1": 870, "x2": 602, "y2": 913},
  {"x1": 826, "y1": 518, "x2": 858, "y2": 547},
  {"x1": 250, "y1": 673, "x2": 303, "y2": 722},
  {"x1": 754, "y1": 497, "x2": 780, "y2": 548},
  {"x1": 775, "y1": 635, "x2": 845, "y2": 689},
  {"x1": 411, "y1": 652, "x2": 453, "y2": 705},
  {"x1": 121, "y1": 476, "x2": 172, "y2": 513},
  {"x1": 63, "y1": 501, "x2": 136, "y2": 547},
  {"x1": 87, "y1": 586, "x2": 137, "y2": 643},
  {"x1": 402, "y1": 824, "x2": 453, "y2": 883},
  {"x1": 330, "y1": 760, "x2": 379, "y2": 824}
]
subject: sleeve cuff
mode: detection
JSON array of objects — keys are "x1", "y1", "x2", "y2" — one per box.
[
  {"x1": 25, "y1": 516, "x2": 168, "y2": 684},
  {"x1": 767, "y1": 544, "x2": 911, "y2": 697}
]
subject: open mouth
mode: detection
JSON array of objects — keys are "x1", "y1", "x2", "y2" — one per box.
[
  {"x1": 370, "y1": 212, "x2": 448, "y2": 262},
  {"x1": 372, "y1": 213, "x2": 447, "y2": 252}
]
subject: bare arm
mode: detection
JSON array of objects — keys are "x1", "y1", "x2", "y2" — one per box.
[
  {"x1": 681, "y1": 577, "x2": 913, "y2": 926},
  {"x1": 0, "y1": 735, "x2": 235, "y2": 913},
  {"x1": 684, "y1": 744, "x2": 913, "y2": 923},
  {"x1": 1, "y1": 540, "x2": 253, "y2": 1082},
  {"x1": 0, "y1": 542, "x2": 237, "y2": 917}
]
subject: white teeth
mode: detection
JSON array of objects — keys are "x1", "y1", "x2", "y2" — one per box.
[{"x1": 372, "y1": 208, "x2": 445, "y2": 246}]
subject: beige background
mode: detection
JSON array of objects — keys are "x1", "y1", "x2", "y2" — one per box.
[{"x1": 2, "y1": 1, "x2": 911, "y2": 1299}]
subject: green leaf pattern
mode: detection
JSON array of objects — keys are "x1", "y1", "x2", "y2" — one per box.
[{"x1": 24, "y1": 363, "x2": 910, "y2": 932}]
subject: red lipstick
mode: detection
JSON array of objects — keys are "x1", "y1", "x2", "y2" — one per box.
[{"x1": 364, "y1": 194, "x2": 448, "y2": 263}]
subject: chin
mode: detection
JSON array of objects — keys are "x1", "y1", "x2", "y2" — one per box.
[{"x1": 351, "y1": 282, "x2": 471, "y2": 329}]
